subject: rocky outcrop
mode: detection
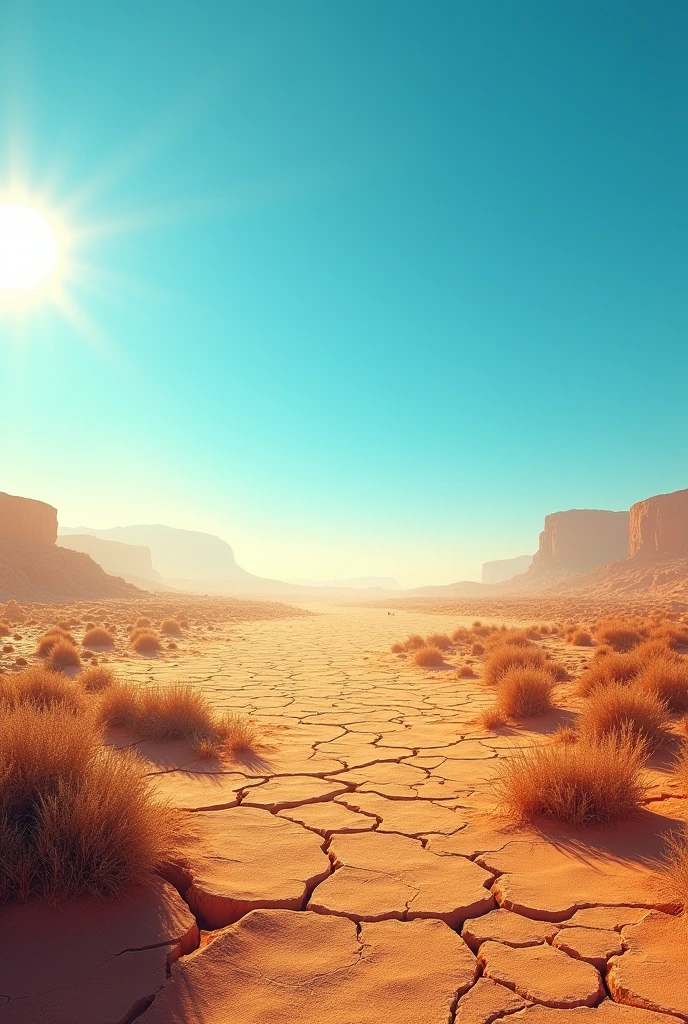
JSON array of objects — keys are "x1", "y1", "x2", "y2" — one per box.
[
  {"x1": 531, "y1": 509, "x2": 629, "y2": 574},
  {"x1": 629, "y1": 487, "x2": 688, "y2": 559},
  {"x1": 57, "y1": 534, "x2": 162, "y2": 583},
  {"x1": 0, "y1": 539, "x2": 137, "y2": 602},
  {"x1": 482, "y1": 555, "x2": 532, "y2": 584},
  {"x1": 0, "y1": 491, "x2": 57, "y2": 545}
]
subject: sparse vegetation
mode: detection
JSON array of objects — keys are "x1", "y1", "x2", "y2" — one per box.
[
  {"x1": 46, "y1": 639, "x2": 82, "y2": 672},
  {"x1": 576, "y1": 651, "x2": 642, "y2": 695},
  {"x1": 495, "y1": 730, "x2": 647, "y2": 826},
  {"x1": 413, "y1": 646, "x2": 444, "y2": 667},
  {"x1": 0, "y1": 665, "x2": 86, "y2": 714},
  {"x1": 483, "y1": 643, "x2": 549, "y2": 687},
  {"x1": 131, "y1": 630, "x2": 162, "y2": 654},
  {"x1": 577, "y1": 682, "x2": 668, "y2": 749},
  {"x1": 480, "y1": 706, "x2": 507, "y2": 730},
  {"x1": 457, "y1": 664, "x2": 476, "y2": 678},
  {"x1": 663, "y1": 827, "x2": 688, "y2": 914},
  {"x1": 403, "y1": 634, "x2": 426, "y2": 651},
  {"x1": 425, "y1": 632, "x2": 453, "y2": 650},
  {"x1": 82, "y1": 626, "x2": 114, "y2": 648},
  {"x1": 570, "y1": 630, "x2": 593, "y2": 646},
  {"x1": 495, "y1": 666, "x2": 554, "y2": 718},
  {"x1": 594, "y1": 619, "x2": 644, "y2": 652},
  {"x1": 80, "y1": 665, "x2": 115, "y2": 692},
  {"x1": 161, "y1": 618, "x2": 183, "y2": 636},
  {"x1": 634, "y1": 655, "x2": 688, "y2": 713}
]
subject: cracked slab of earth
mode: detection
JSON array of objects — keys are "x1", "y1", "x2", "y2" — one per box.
[{"x1": 11, "y1": 603, "x2": 688, "y2": 1023}]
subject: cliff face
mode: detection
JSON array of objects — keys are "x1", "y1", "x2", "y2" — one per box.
[
  {"x1": 482, "y1": 555, "x2": 532, "y2": 585},
  {"x1": 531, "y1": 509, "x2": 630, "y2": 574},
  {"x1": 629, "y1": 488, "x2": 688, "y2": 559},
  {"x1": 57, "y1": 534, "x2": 161, "y2": 582},
  {"x1": 0, "y1": 492, "x2": 57, "y2": 546}
]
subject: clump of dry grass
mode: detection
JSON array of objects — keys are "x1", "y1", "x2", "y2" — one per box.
[
  {"x1": 403, "y1": 634, "x2": 426, "y2": 651},
  {"x1": 390, "y1": 642, "x2": 404, "y2": 654},
  {"x1": 495, "y1": 666, "x2": 554, "y2": 718},
  {"x1": 457, "y1": 664, "x2": 476, "y2": 678},
  {"x1": 135, "y1": 617, "x2": 151, "y2": 628},
  {"x1": 131, "y1": 630, "x2": 162, "y2": 654},
  {"x1": 161, "y1": 618, "x2": 183, "y2": 637},
  {"x1": 480, "y1": 706, "x2": 507, "y2": 730},
  {"x1": 82, "y1": 626, "x2": 114, "y2": 648},
  {"x1": 425, "y1": 633, "x2": 453, "y2": 650},
  {"x1": 495, "y1": 730, "x2": 647, "y2": 826},
  {"x1": 663, "y1": 827, "x2": 688, "y2": 914},
  {"x1": 552, "y1": 725, "x2": 578, "y2": 744},
  {"x1": 0, "y1": 665, "x2": 85, "y2": 714},
  {"x1": 36, "y1": 628, "x2": 76, "y2": 658},
  {"x1": 594, "y1": 619, "x2": 644, "y2": 652},
  {"x1": 79, "y1": 665, "x2": 115, "y2": 692},
  {"x1": 0, "y1": 703, "x2": 173, "y2": 903},
  {"x1": 634, "y1": 655, "x2": 688, "y2": 713},
  {"x1": 484, "y1": 643, "x2": 549, "y2": 687},
  {"x1": 576, "y1": 651, "x2": 642, "y2": 696},
  {"x1": 413, "y1": 646, "x2": 444, "y2": 668},
  {"x1": 451, "y1": 627, "x2": 471, "y2": 643},
  {"x1": 46, "y1": 640, "x2": 82, "y2": 672},
  {"x1": 578, "y1": 682, "x2": 669, "y2": 750},
  {"x1": 471, "y1": 642, "x2": 484, "y2": 656},
  {"x1": 98, "y1": 681, "x2": 141, "y2": 728},
  {"x1": 570, "y1": 630, "x2": 593, "y2": 647}
]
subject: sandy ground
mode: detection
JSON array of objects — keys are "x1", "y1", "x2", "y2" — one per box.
[{"x1": 3, "y1": 603, "x2": 688, "y2": 1023}]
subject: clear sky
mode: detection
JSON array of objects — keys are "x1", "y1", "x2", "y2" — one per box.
[{"x1": 1, "y1": 1, "x2": 687, "y2": 587}]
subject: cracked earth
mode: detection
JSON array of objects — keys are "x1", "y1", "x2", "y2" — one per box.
[{"x1": 3, "y1": 604, "x2": 687, "y2": 1023}]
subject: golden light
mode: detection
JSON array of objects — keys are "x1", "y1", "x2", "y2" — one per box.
[{"x1": 0, "y1": 202, "x2": 59, "y2": 291}]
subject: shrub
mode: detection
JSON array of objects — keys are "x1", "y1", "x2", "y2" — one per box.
[
  {"x1": 36, "y1": 629, "x2": 76, "y2": 658},
  {"x1": 413, "y1": 646, "x2": 444, "y2": 668},
  {"x1": 576, "y1": 651, "x2": 642, "y2": 696},
  {"x1": 578, "y1": 682, "x2": 668, "y2": 750},
  {"x1": 451, "y1": 627, "x2": 471, "y2": 643},
  {"x1": 0, "y1": 703, "x2": 173, "y2": 903},
  {"x1": 495, "y1": 667, "x2": 554, "y2": 718},
  {"x1": 570, "y1": 630, "x2": 593, "y2": 647},
  {"x1": 552, "y1": 726, "x2": 578, "y2": 744},
  {"x1": 485, "y1": 629, "x2": 533, "y2": 650},
  {"x1": 82, "y1": 626, "x2": 114, "y2": 649},
  {"x1": 426, "y1": 633, "x2": 453, "y2": 650},
  {"x1": 634, "y1": 655, "x2": 688, "y2": 713},
  {"x1": 471, "y1": 643, "x2": 484, "y2": 656},
  {"x1": 403, "y1": 634, "x2": 426, "y2": 651},
  {"x1": 390, "y1": 642, "x2": 404, "y2": 654},
  {"x1": 495, "y1": 731, "x2": 647, "y2": 826},
  {"x1": 663, "y1": 828, "x2": 688, "y2": 914},
  {"x1": 131, "y1": 631, "x2": 162, "y2": 654},
  {"x1": 98, "y1": 682, "x2": 141, "y2": 728},
  {"x1": 480, "y1": 706, "x2": 506, "y2": 730},
  {"x1": 457, "y1": 664, "x2": 476, "y2": 678},
  {"x1": 594, "y1": 620, "x2": 644, "y2": 652},
  {"x1": 137, "y1": 683, "x2": 216, "y2": 741},
  {"x1": 135, "y1": 617, "x2": 151, "y2": 628},
  {"x1": 46, "y1": 640, "x2": 82, "y2": 672},
  {"x1": 216, "y1": 712, "x2": 258, "y2": 753},
  {"x1": 160, "y1": 618, "x2": 183, "y2": 637},
  {"x1": 484, "y1": 643, "x2": 548, "y2": 687},
  {"x1": 80, "y1": 665, "x2": 115, "y2": 692},
  {"x1": 0, "y1": 665, "x2": 85, "y2": 714}
]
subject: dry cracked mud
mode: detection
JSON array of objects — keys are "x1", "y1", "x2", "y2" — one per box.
[{"x1": 5, "y1": 603, "x2": 688, "y2": 1023}]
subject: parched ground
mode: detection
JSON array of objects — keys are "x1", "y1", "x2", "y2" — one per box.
[{"x1": 3, "y1": 603, "x2": 687, "y2": 1023}]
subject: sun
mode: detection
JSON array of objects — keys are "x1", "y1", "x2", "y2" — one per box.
[{"x1": 0, "y1": 202, "x2": 59, "y2": 291}]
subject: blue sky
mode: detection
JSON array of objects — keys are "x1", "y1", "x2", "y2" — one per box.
[{"x1": 1, "y1": 0, "x2": 686, "y2": 586}]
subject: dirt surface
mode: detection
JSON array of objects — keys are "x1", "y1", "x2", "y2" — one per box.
[{"x1": 3, "y1": 602, "x2": 687, "y2": 1023}]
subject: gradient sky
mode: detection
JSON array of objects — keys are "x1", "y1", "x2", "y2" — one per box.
[{"x1": 1, "y1": 1, "x2": 687, "y2": 586}]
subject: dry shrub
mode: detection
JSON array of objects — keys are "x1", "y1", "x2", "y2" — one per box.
[
  {"x1": 0, "y1": 665, "x2": 85, "y2": 714},
  {"x1": 390, "y1": 642, "x2": 404, "y2": 654},
  {"x1": 425, "y1": 633, "x2": 453, "y2": 650},
  {"x1": 457, "y1": 664, "x2": 476, "y2": 678},
  {"x1": 451, "y1": 627, "x2": 471, "y2": 643},
  {"x1": 495, "y1": 667, "x2": 554, "y2": 718},
  {"x1": 649, "y1": 623, "x2": 688, "y2": 650},
  {"x1": 403, "y1": 634, "x2": 426, "y2": 651},
  {"x1": 0, "y1": 703, "x2": 173, "y2": 903},
  {"x1": 36, "y1": 628, "x2": 76, "y2": 658},
  {"x1": 484, "y1": 643, "x2": 548, "y2": 687},
  {"x1": 215, "y1": 712, "x2": 258, "y2": 753},
  {"x1": 138, "y1": 684, "x2": 216, "y2": 741},
  {"x1": 413, "y1": 646, "x2": 444, "y2": 668},
  {"x1": 552, "y1": 726, "x2": 578, "y2": 744},
  {"x1": 131, "y1": 631, "x2": 162, "y2": 654},
  {"x1": 496, "y1": 731, "x2": 647, "y2": 826},
  {"x1": 98, "y1": 682, "x2": 142, "y2": 728},
  {"x1": 480, "y1": 706, "x2": 507, "y2": 730},
  {"x1": 80, "y1": 665, "x2": 115, "y2": 692},
  {"x1": 135, "y1": 617, "x2": 151, "y2": 628},
  {"x1": 485, "y1": 629, "x2": 533, "y2": 650},
  {"x1": 82, "y1": 626, "x2": 114, "y2": 649},
  {"x1": 634, "y1": 655, "x2": 688, "y2": 713},
  {"x1": 578, "y1": 682, "x2": 669, "y2": 749},
  {"x1": 570, "y1": 630, "x2": 593, "y2": 647},
  {"x1": 471, "y1": 642, "x2": 484, "y2": 656},
  {"x1": 46, "y1": 640, "x2": 82, "y2": 672},
  {"x1": 664, "y1": 830, "x2": 688, "y2": 914},
  {"x1": 161, "y1": 618, "x2": 183, "y2": 637},
  {"x1": 576, "y1": 651, "x2": 642, "y2": 696},
  {"x1": 594, "y1": 619, "x2": 644, "y2": 652}
]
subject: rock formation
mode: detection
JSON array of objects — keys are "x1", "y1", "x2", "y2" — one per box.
[
  {"x1": 482, "y1": 555, "x2": 532, "y2": 585},
  {"x1": 0, "y1": 491, "x2": 57, "y2": 545},
  {"x1": 57, "y1": 534, "x2": 163, "y2": 584},
  {"x1": 530, "y1": 509, "x2": 629, "y2": 574},
  {"x1": 629, "y1": 487, "x2": 688, "y2": 559}
]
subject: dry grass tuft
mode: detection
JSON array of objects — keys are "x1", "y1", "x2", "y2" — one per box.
[
  {"x1": 480, "y1": 706, "x2": 507, "y2": 730},
  {"x1": 79, "y1": 665, "x2": 115, "y2": 692},
  {"x1": 36, "y1": 628, "x2": 76, "y2": 658},
  {"x1": 578, "y1": 682, "x2": 669, "y2": 750},
  {"x1": 484, "y1": 643, "x2": 548, "y2": 687},
  {"x1": 576, "y1": 651, "x2": 642, "y2": 696},
  {"x1": 390, "y1": 642, "x2": 404, "y2": 654},
  {"x1": 82, "y1": 626, "x2": 114, "y2": 649},
  {"x1": 663, "y1": 828, "x2": 688, "y2": 914},
  {"x1": 161, "y1": 618, "x2": 183, "y2": 637},
  {"x1": 413, "y1": 646, "x2": 445, "y2": 668},
  {"x1": 471, "y1": 642, "x2": 484, "y2": 656},
  {"x1": 634, "y1": 655, "x2": 688, "y2": 713},
  {"x1": 425, "y1": 633, "x2": 453, "y2": 650},
  {"x1": 98, "y1": 681, "x2": 141, "y2": 729},
  {"x1": 0, "y1": 665, "x2": 85, "y2": 714},
  {"x1": 135, "y1": 617, "x2": 151, "y2": 628},
  {"x1": 46, "y1": 640, "x2": 82, "y2": 672},
  {"x1": 495, "y1": 730, "x2": 647, "y2": 826},
  {"x1": 594, "y1": 619, "x2": 644, "y2": 652},
  {"x1": 451, "y1": 627, "x2": 471, "y2": 643},
  {"x1": 457, "y1": 664, "x2": 476, "y2": 678},
  {"x1": 137, "y1": 684, "x2": 216, "y2": 741},
  {"x1": 403, "y1": 634, "x2": 426, "y2": 651},
  {"x1": 495, "y1": 666, "x2": 554, "y2": 718},
  {"x1": 552, "y1": 726, "x2": 578, "y2": 744},
  {"x1": 131, "y1": 630, "x2": 162, "y2": 654},
  {"x1": 570, "y1": 630, "x2": 593, "y2": 647},
  {"x1": 0, "y1": 703, "x2": 174, "y2": 903}
]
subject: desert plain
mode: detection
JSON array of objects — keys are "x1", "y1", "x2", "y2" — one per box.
[{"x1": 1, "y1": 594, "x2": 687, "y2": 1024}]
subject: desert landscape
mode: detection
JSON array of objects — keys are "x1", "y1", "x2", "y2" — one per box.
[{"x1": 2, "y1": 4, "x2": 687, "y2": 1021}]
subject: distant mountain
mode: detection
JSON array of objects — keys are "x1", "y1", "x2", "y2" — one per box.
[
  {"x1": 59, "y1": 525, "x2": 251, "y2": 581},
  {"x1": 57, "y1": 534, "x2": 162, "y2": 583},
  {"x1": 287, "y1": 576, "x2": 401, "y2": 590},
  {"x1": 482, "y1": 555, "x2": 532, "y2": 585}
]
